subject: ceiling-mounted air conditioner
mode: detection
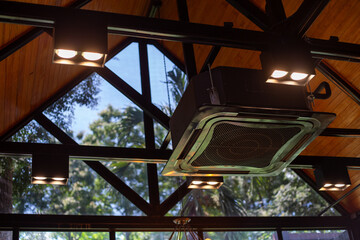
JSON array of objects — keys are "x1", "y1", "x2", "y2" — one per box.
[{"x1": 162, "y1": 67, "x2": 335, "y2": 176}]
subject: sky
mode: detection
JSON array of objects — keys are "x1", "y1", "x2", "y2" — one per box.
[{"x1": 68, "y1": 42, "x2": 178, "y2": 141}]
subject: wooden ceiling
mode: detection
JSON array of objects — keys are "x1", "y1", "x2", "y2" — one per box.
[{"x1": 1, "y1": 0, "x2": 360, "y2": 214}]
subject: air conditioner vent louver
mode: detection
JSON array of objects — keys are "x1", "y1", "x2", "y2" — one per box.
[
  {"x1": 161, "y1": 67, "x2": 335, "y2": 176},
  {"x1": 191, "y1": 123, "x2": 301, "y2": 168}
]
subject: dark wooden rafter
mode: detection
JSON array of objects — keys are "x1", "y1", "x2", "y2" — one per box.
[
  {"x1": 0, "y1": 0, "x2": 92, "y2": 62},
  {"x1": 33, "y1": 113, "x2": 152, "y2": 215},
  {"x1": 176, "y1": 0, "x2": 197, "y2": 80},
  {"x1": 226, "y1": 0, "x2": 269, "y2": 31},
  {"x1": 265, "y1": 0, "x2": 286, "y2": 25},
  {"x1": 285, "y1": 0, "x2": 330, "y2": 37},
  {"x1": 139, "y1": 40, "x2": 161, "y2": 215}
]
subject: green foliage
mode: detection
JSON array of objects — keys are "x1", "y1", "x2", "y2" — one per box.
[{"x1": 2, "y1": 55, "x2": 341, "y2": 240}]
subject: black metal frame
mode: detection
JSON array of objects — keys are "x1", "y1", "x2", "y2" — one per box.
[{"x1": 1, "y1": 0, "x2": 360, "y2": 237}]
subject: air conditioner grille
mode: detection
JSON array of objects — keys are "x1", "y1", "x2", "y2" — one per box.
[{"x1": 191, "y1": 123, "x2": 301, "y2": 168}]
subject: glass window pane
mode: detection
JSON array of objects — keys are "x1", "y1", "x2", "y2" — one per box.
[
  {"x1": 282, "y1": 230, "x2": 350, "y2": 240},
  {"x1": 147, "y1": 44, "x2": 186, "y2": 116},
  {"x1": 102, "y1": 161, "x2": 148, "y2": 201},
  {"x1": 106, "y1": 42, "x2": 142, "y2": 94},
  {"x1": 7, "y1": 120, "x2": 60, "y2": 144},
  {"x1": 205, "y1": 231, "x2": 277, "y2": 240},
  {"x1": 0, "y1": 231, "x2": 12, "y2": 240},
  {"x1": 20, "y1": 231, "x2": 109, "y2": 240},
  {"x1": 44, "y1": 73, "x2": 145, "y2": 147},
  {"x1": 116, "y1": 232, "x2": 172, "y2": 240},
  {"x1": 5, "y1": 156, "x2": 144, "y2": 216}
]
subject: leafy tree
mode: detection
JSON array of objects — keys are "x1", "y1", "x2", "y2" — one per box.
[{"x1": 1, "y1": 58, "x2": 339, "y2": 240}]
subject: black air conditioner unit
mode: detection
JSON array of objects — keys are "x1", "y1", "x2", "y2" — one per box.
[{"x1": 162, "y1": 67, "x2": 335, "y2": 176}]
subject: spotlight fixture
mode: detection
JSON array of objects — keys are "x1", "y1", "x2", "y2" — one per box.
[
  {"x1": 260, "y1": 39, "x2": 315, "y2": 86},
  {"x1": 31, "y1": 153, "x2": 69, "y2": 185},
  {"x1": 53, "y1": 14, "x2": 107, "y2": 67},
  {"x1": 186, "y1": 176, "x2": 224, "y2": 189},
  {"x1": 314, "y1": 164, "x2": 351, "y2": 191}
]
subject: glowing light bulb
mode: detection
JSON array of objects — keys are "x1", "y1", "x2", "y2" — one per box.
[
  {"x1": 335, "y1": 184, "x2": 345, "y2": 188},
  {"x1": 290, "y1": 72, "x2": 308, "y2": 80},
  {"x1": 34, "y1": 177, "x2": 47, "y2": 180},
  {"x1": 53, "y1": 177, "x2": 66, "y2": 181},
  {"x1": 271, "y1": 70, "x2": 288, "y2": 78},
  {"x1": 56, "y1": 49, "x2": 77, "y2": 59},
  {"x1": 207, "y1": 181, "x2": 218, "y2": 185},
  {"x1": 82, "y1": 52, "x2": 103, "y2": 61},
  {"x1": 192, "y1": 181, "x2": 203, "y2": 185},
  {"x1": 324, "y1": 183, "x2": 332, "y2": 188}
]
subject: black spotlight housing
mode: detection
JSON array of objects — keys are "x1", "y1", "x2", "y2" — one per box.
[
  {"x1": 314, "y1": 164, "x2": 351, "y2": 191},
  {"x1": 53, "y1": 13, "x2": 108, "y2": 67},
  {"x1": 186, "y1": 176, "x2": 224, "y2": 189},
  {"x1": 31, "y1": 153, "x2": 69, "y2": 185},
  {"x1": 260, "y1": 39, "x2": 315, "y2": 86}
]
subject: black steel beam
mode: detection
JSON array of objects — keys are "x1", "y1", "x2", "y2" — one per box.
[
  {"x1": 309, "y1": 38, "x2": 360, "y2": 62},
  {"x1": 320, "y1": 128, "x2": 360, "y2": 138},
  {"x1": 316, "y1": 61, "x2": 360, "y2": 106},
  {"x1": 0, "y1": 142, "x2": 171, "y2": 163},
  {"x1": 0, "y1": 214, "x2": 351, "y2": 231},
  {"x1": 286, "y1": 0, "x2": 329, "y2": 37},
  {"x1": 159, "y1": 181, "x2": 191, "y2": 216},
  {"x1": 139, "y1": 41, "x2": 161, "y2": 215},
  {"x1": 226, "y1": 0, "x2": 269, "y2": 31},
  {"x1": 96, "y1": 67, "x2": 170, "y2": 129},
  {"x1": 1, "y1": 1, "x2": 360, "y2": 62},
  {"x1": 177, "y1": 0, "x2": 197, "y2": 80},
  {"x1": 200, "y1": 46, "x2": 221, "y2": 73},
  {"x1": 0, "y1": 1, "x2": 270, "y2": 51},
  {"x1": 293, "y1": 169, "x2": 349, "y2": 216},
  {"x1": 0, "y1": 0, "x2": 92, "y2": 62},
  {"x1": 291, "y1": 155, "x2": 360, "y2": 169},
  {"x1": 265, "y1": 0, "x2": 286, "y2": 25}
]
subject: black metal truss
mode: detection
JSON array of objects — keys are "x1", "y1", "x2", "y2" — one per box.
[
  {"x1": 34, "y1": 113, "x2": 153, "y2": 215},
  {"x1": 0, "y1": 35, "x2": 186, "y2": 216},
  {"x1": 2, "y1": 0, "x2": 360, "y2": 228},
  {"x1": 3, "y1": 141, "x2": 360, "y2": 168},
  {"x1": 1, "y1": 1, "x2": 360, "y2": 62},
  {"x1": 0, "y1": 214, "x2": 352, "y2": 231}
]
